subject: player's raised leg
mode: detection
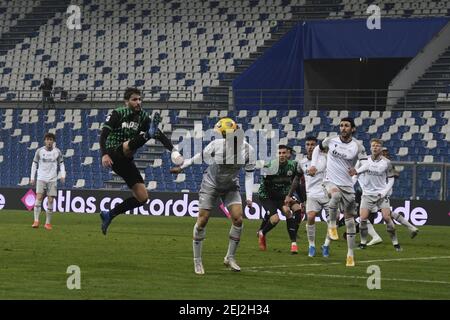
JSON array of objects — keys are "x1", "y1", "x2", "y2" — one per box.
[
  {"x1": 391, "y1": 211, "x2": 419, "y2": 238},
  {"x1": 101, "y1": 182, "x2": 148, "y2": 235},
  {"x1": 382, "y1": 208, "x2": 401, "y2": 251}
]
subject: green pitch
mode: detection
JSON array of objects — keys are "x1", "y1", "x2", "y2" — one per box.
[{"x1": 0, "y1": 210, "x2": 449, "y2": 299}]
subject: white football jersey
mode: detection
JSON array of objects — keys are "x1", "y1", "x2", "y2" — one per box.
[
  {"x1": 201, "y1": 139, "x2": 256, "y2": 191},
  {"x1": 32, "y1": 147, "x2": 64, "y2": 182},
  {"x1": 321, "y1": 135, "x2": 367, "y2": 187},
  {"x1": 359, "y1": 156, "x2": 395, "y2": 196},
  {"x1": 299, "y1": 153, "x2": 327, "y2": 198}
]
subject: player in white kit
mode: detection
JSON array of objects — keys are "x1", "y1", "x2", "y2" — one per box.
[
  {"x1": 287, "y1": 136, "x2": 331, "y2": 257},
  {"x1": 170, "y1": 118, "x2": 255, "y2": 275},
  {"x1": 308, "y1": 118, "x2": 367, "y2": 266},
  {"x1": 351, "y1": 139, "x2": 404, "y2": 251},
  {"x1": 352, "y1": 159, "x2": 383, "y2": 246},
  {"x1": 30, "y1": 133, "x2": 66, "y2": 230},
  {"x1": 381, "y1": 147, "x2": 419, "y2": 238}
]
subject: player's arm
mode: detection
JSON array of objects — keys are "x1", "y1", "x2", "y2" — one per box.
[
  {"x1": 379, "y1": 177, "x2": 395, "y2": 198},
  {"x1": 309, "y1": 138, "x2": 329, "y2": 176},
  {"x1": 244, "y1": 168, "x2": 254, "y2": 208},
  {"x1": 100, "y1": 110, "x2": 120, "y2": 167},
  {"x1": 379, "y1": 161, "x2": 396, "y2": 198},
  {"x1": 30, "y1": 149, "x2": 39, "y2": 186},
  {"x1": 57, "y1": 149, "x2": 66, "y2": 183},
  {"x1": 170, "y1": 140, "x2": 214, "y2": 174},
  {"x1": 244, "y1": 146, "x2": 256, "y2": 207}
]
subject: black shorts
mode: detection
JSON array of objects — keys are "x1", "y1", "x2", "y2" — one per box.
[
  {"x1": 261, "y1": 198, "x2": 286, "y2": 217},
  {"x1": 108, "y1": 149, "x2": 144, "y2": 189}
]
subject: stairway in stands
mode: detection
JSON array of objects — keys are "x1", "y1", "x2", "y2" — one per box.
[
  {"x1": 203, "y1": 0, "x2": 343, "y2": 109},
  {"x1": 0, "y1": 0, "x2": 71, "y2": 55},
  {"x1": 397, "y1": 45, "x2": 450, "y2": 109}
]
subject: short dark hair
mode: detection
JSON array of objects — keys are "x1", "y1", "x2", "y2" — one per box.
[
  {"x1": 278, "y1": 144, "x2": 289, "y2": 150},
  {"x1": 340, "y1": 117, "x2": 355, "y2": 128},
  {"x1": 44, "y1": 132, "x2": 56, "y2": 141},
  {"x1": 123, "y1": 87, "x2": 141, "y2": 101},
  {"x1": 305, "y1": 136, "x2": 318, "y2": 143}
]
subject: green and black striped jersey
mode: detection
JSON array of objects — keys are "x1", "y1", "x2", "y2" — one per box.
[
  {"x1": 102, "y1": 106, "x2": 150, "y2": 151},
  {"x1": 258, "y1": 159, "x2": 299, "y2": 200}
]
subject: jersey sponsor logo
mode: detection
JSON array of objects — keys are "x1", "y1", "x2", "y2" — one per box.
[
  {"x1": 121, "y1": 121, "x2": 139, "y2": 130},
  {"x1": 331, "y1": 149, "x2": 350, "y2": 159},
  {"x1": 366, "y1": 169, "x2": 384, "y2": 176}
]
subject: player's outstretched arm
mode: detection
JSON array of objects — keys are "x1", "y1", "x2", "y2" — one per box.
[{"x1": 244, "y1": 170, "x2": 254, "y2": 208}]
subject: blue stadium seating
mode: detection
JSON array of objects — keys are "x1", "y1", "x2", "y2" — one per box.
[{"x1": 0, "y1": 108, "x2": 449, "y2": 200}]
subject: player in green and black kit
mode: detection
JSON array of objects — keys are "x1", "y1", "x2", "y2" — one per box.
[
  {"x1": 99, "y1": 87, "x2": 175, "y2": 235},
  {"x1": 257, "y1": 145, "x2": 306, "y2": 254}
]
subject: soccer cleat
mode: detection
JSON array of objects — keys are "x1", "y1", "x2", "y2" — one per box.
[
  {"x1": 194, "y1": 258, "x2": 205, "y2": 275},
  {"x1": 328, "y1": 227, "x2": 339, "y2": 240},
  {"x1": 224, "y1": 256, "x2": 241, "y2": 272},
  {"x1": 321, "y1": 245, "x2": 330, "y2": 258},
  {"x1": 410, "y1": 228, "x2": 419, "y2": 239},
  {"x1": 290, "y1": 243, "x2": 298, "y2": 254},
  {"x1": 147, "y1": 112, "x2": 162, "y2": 138},
  {"x1": 394, "y1": 244, "x2": 403, "y2": 252},
  {"x1": 358, "y1": 243, "x2": 367, "y2": 250},
  {"x1": 100, "y1": 210, "x2": 112, "y2": 235},
  {"x1": 257, "y1": 231, "x2": 267, "y2": 251},
  {"x1": 308, "y1": 246, "x2": 316, "y2": 257},
  {"x1": 367, "y1": 236, "x2": 383, "y2": 246},
  {"x1": 346, "y1": 255, "x2": 355, "y2": 267},
  {"x1": 44, "y1": 223, "x2": 52, "y2": 230},
  {"x1": 32, "y1": 221, "x2": 39, "y2": 228}
]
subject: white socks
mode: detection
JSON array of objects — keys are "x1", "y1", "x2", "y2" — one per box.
[
  {"x1": 307, "y1": 224, "x2": 316, "y2": 247},
  {"x1": 34, "y1": 200, "x2": 42, "y2": 221},
  {"x1": 46, "y1": 208, "x2": 52, "y2": 225},
  {"x1": 226, "y1": 224, "x2": 242, "y2": 258},
  {"x1": 193, "y1": 223, "x2": 206, "y2": 260}
]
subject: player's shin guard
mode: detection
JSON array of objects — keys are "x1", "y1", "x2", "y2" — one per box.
[
  {"x1": 345, "y1": 218, "x2": 356, "y2": 256},
  {"x1": 109, "y1": 197, "x2": 143, "y2": 218},
  {"x1": 293, "y1": 210, "x2": 303, "y2": 234},
  {"x1": 367, "y1": 221, "x2": 380, "y2": 238},
  {"x1": 306, "y1": 224, "x2": 315, "y2": 247},
  {"x1": 386, "y1": 219, "x2": 398, "y2": 245},
  {"x1": 286, "y1": 217, "x2": 297, "y2": 242},
  {"x1": 226, "y1": 224, "x2": 242, "y2": 258},
  {"x1": 34, "y1": 200, "x2": 42, "y2": 222},
  {"x1": 359, "y1": 219, "x2": 368, "y2": 245},
  {"x1": 46, "y1": 208, "x2": 53, "y2": 224},
  {"x1": 391, "y1": 211, "x2": 415, "y2": 231},
  {"x1": 328, "y1": 192, "x2": 342, "y2": 228},
  {"x1": 258, "y1": 212, "x2": 270, "y2": 232},
  {"x1": 193, "y1": 223, "x2": 206, "y2": 259}
]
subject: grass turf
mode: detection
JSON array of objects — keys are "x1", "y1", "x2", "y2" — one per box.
[{"x1": 0, "y1": 210, "x2": 449, "y2": 299}]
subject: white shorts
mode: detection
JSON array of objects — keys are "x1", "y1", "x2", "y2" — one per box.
[
  {"x1": 198, "y1": 186, "x2": 242, "y2": 210},
  {"x1": 306, "y1": 196, "x2": 330, "y2": 214},
  {"x1": 36, "y1": 180, "x2": 57, "y2": 197},
  {"x1": 361, "y1": 195, "x2": 390, "y2": 212},
  {"x1": 324, "y1": 181, "x2": 356, "y2": 214}
]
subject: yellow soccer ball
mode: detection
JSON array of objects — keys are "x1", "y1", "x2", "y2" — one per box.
[{"x1": 214, "y1": 117, "x2": 238, "y2": 137}]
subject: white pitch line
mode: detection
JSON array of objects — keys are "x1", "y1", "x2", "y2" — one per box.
[
  {"x1": 246, "y1": 269, "x2": 450, "y2": 285},
  {"x1": 247, "y1": 256, "x2": 450, "y2": 270}
]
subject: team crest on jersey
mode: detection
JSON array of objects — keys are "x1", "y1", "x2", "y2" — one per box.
[
  {"x1": 287, "y1": 170, "x2": 293, "y2": 176},
  {"x1": 122, "y1": 121, "x2": 139, "y2": 130}
]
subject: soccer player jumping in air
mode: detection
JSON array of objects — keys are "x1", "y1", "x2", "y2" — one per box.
[{"x1": 99, "y1": 87, "x2": 175, "y2": 235}]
